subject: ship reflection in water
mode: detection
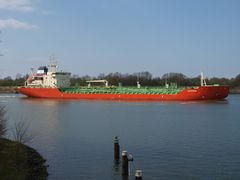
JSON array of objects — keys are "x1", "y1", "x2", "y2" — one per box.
[
  {"x1": 20, "y1": 97, "x2": 70, "y2": 106},
  {"x1": 2, "y1": 94, "x2": 240, "y2": 179}
]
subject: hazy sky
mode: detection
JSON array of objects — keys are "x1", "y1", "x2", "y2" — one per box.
[{"x1": 0, "y1": 0, "x2": 239, "y2": 78}]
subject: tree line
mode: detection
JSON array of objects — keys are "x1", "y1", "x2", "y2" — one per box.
[{"x1": 0, "y1": 72, "x2": 240, "y2": 87}]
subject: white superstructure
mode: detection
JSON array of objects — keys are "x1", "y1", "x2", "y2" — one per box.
[{"x1": 26, "y1": 61, "x2": 71, "y2": 88}]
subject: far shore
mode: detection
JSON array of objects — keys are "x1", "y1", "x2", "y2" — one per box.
[
  {"x1": 230, "y1": 88, "x2": 240, "y2": 94},
  {"x1": 0, "y1": 86, "x2": 18, "y2": 94},
  {"x1": 0, "y1": 86, "x2": 239, "y2": 94}
]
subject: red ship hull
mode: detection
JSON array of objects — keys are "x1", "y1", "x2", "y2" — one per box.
[{"x1": 17, "y1": 86, "x2": 229, "y2": 101}]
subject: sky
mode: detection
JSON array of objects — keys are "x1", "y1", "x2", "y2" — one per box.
[{"x1": 0, "y1": 0, "x2": 239, "y2": 79}]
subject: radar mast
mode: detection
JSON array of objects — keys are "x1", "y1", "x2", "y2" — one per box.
[
  {"x1": 48, "y1": 55, "x2": 58, "y2": 73},
  {"x1": 200, "y1": 72, "x2": 207, "y2": 86}
]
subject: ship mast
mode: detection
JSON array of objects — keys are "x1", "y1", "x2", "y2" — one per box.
[
  {"x1": 48, "y1": 55, "x2": 58, "y2": 73},
  {"x1": 200, "y1": 72, "x2": 207, "y2": 86}
]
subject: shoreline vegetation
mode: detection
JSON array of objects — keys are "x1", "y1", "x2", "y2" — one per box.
[
  {"x1": 0, "y1": 138, "x2": 48, "y2": 179},
  {"x1": 0, "y1": 105, "x2": 48, "y2": 179},
  {"x1": 0, "y1": 86, "x2": 18, "y2": 93}
]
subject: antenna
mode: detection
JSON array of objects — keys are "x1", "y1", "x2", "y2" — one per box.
[{"x1": 30, "y1": 68, "x2": 35, "y2": 75}]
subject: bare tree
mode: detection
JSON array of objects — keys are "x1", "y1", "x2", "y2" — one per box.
[
  {"x1": 11, "y1": 121, "x2": 36, "y2": 144},
  {"x1": 0, "y1": 106, "x2": 7, "y2": 137}
]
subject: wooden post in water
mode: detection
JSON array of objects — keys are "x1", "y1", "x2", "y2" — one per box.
[
  {"x1": 122, "y1": 150, "x2": 129, "y2": 177},
  {"x1": 135, "y1": 170, "x2": 143, "y2": 180},
  {"x1": 114, "y1": 136, "x2": 120, "y2": 162}
]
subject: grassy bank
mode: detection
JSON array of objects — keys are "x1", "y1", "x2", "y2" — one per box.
[
  {"x1": 0, "y1": 138, "x2": 48, "y2": 179},
  {"x1": 230, "y1": 87, "x2": 240, "y2": 94},
  {"x1": 0, "y1": 86, "x2": 18, "y2": 93}
]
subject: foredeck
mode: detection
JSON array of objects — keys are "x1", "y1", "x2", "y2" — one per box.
[{"x1": 59, "y1": 87, "x2": 184, "y2": 95}]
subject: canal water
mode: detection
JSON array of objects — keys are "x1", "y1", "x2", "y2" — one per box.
[{"x1": 1, "y1": 94, "x2": 240, "y2": 179}]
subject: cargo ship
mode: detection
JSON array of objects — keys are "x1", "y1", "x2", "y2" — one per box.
[{"x1": 17, "y1": 62, "x2": 229, "y2": 101}]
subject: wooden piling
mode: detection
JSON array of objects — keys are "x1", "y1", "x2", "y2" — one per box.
[
  {"x1": 122, "y1": 150, "x2": 129, "y2": 177},
  {"x1": 114, "y1": 136, "x2": 120, "y2": 162},
  {"x1": 135, "y1": 170, "x2": 143, "y2": 180}
]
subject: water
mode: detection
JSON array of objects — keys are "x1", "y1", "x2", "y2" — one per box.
[{"x1": 1, "y1": 94, "x2": 240, "y2": 179}]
